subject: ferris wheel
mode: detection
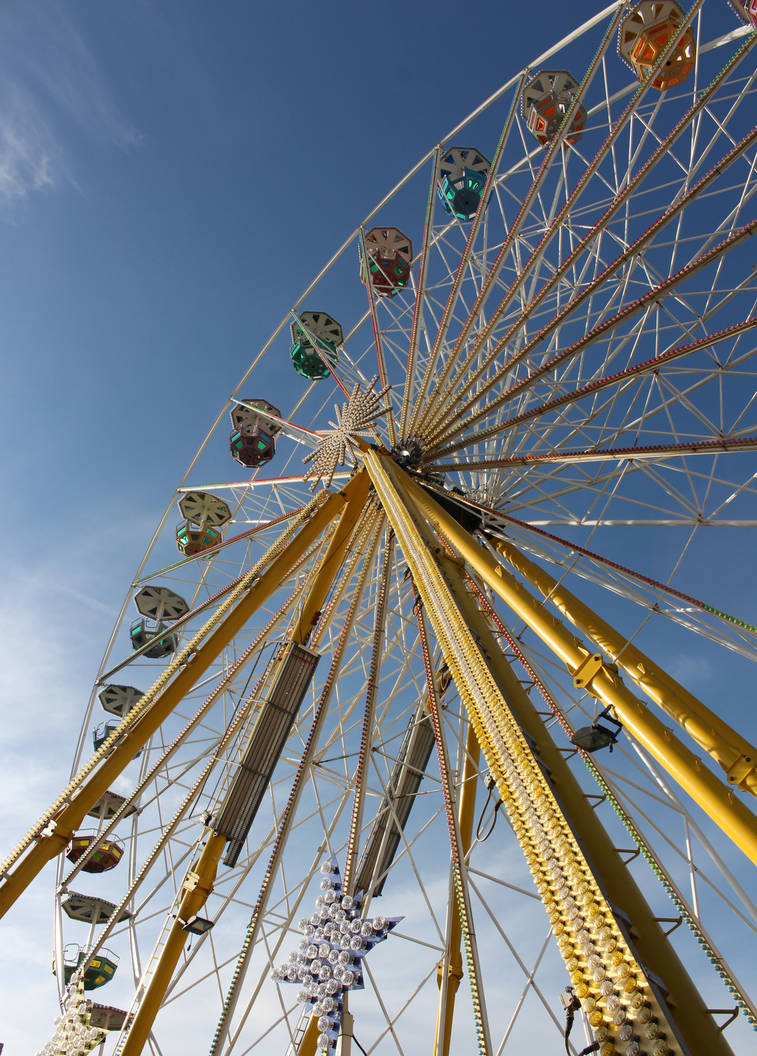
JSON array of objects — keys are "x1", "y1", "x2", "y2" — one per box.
[{"x1": 2, "y1": 2, "x2": 757, "y2": 1054}]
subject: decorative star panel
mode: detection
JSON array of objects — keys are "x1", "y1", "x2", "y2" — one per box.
[{"x1": 272, "y1": 859, "x2": 401, "y2": 1054}]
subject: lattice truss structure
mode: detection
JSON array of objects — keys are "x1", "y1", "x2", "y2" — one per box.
[{"x1": 2, "y1": 4, "x2": 757, "y2": 1056}]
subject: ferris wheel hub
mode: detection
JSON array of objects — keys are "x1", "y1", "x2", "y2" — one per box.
[{"x1": 390, "y1": 436, "x2": 425, "y2": 469}]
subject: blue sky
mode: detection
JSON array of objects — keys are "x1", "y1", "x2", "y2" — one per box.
[
  {"x1": 0, "y1": 0, "x2": 602, "y2": 523},
  {"x1": 1, "y1": 0, "x2": 756, "y2": 1052}
]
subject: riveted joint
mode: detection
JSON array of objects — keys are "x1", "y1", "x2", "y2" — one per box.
[
  {"x1": 725, "y1": 753, "x2": 755, "y2": 789},
  {"x1": 183, "y1": 870, "x2": 201, "y2": 894},
  {"x1": 436, "y1": 957, "x2": 464, "y2": 988},
  {"x1": 571, "y1": 651, "x2": 622, "y2": 695},
  {"x1": 572, "y1": 652, "x2": 603, "y2": 690}
]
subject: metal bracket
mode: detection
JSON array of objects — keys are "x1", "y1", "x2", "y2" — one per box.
[
  {"x1": 654, "y1": 916, "x2": 683, "y2": 936},
  {"x1": 572, "y1": 652, "x2": 604, "y2": 690},
  {"x1": 436, "y1": 958, "x2": 464, "y2": 986},
  {"x1": 725, "y1": 753, "x2": 755, "y2": 788},
  {"x1": 708, "y1": 1008, "x2": 738, "y2": 1031},
  {"x1": 183, "y1": 870, "x2": 201, "y2": 894},
  {"x1": 615, "y1": 847, "x2": 641, "y2": 865}
]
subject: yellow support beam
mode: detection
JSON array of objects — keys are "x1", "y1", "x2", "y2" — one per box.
[
  {"x1": 291, "y1": 472, "x2": 371, "y2": 644},
  {"x1": 491, "y1": 535, "x2": 757, "y2": 796},
  {"x1": 296, "y1": 1014, "x2": 321, "y2": 1056},
  {"x1": 433, "y1": 545, "x2": 734, "y2": 1056},
  {"x1": 434, "y1": 719, "x2": 480, "y2": 1056},
  {"x1": 403, "y1": 472, "x2": 757, "y2": 869},
  {"x1": 0, "y1": 476, "x2": 365, "y2": 921},
  {"x1": 117, "y1": 474, "x2": 371, "y2": 1055},
  {"x1": 363, "y1": 449, "x2": 713, "y2": 1056},
  {"x1": 366, "y1": 452, "x2": 502, "y2": 1051},
  {"x1": 120, "y1": 832, "x2": 227, "y2": 1056}
]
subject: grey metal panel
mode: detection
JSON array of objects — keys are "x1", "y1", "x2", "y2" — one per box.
[
  {"x1": 216, "y1": 641, "x2": 320, "y2": 866},
  {"x1": 354, "y1": 704, "x2": 436, "y2": 897},
  {"x1": 61, "y1": 892, "x2": 131, "y2": 924}
]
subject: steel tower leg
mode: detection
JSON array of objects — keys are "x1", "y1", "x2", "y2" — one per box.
[
  {"x1": 117, "y1": 473, "x2": 370, "y2": 1056},
  {"x1": 433, "y1": 719, "x2": 480, "y2": 1056},
  {"x1": 489, "y1": 535, "x2": 757, "y2": 796},
  {"x1": 403, "y1": 473, "x2": 757, "y2": 868},
  {"x1": 0, "y1": 489, "x2": 351, "y2": 921},
  {"x1": 364, "y1": 449, "x2": 734, "y2": 1056},
  {"x1": 438, "y1": 549, "x2": 734, "y2": 1056}
]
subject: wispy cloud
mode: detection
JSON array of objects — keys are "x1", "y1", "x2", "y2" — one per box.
[
  {"x1": 665, "y1": 652, "x2": 713, "y2": 686},
  {"x1": 0, "y1": 504, "x2": 156, "y2": 1048},
  {"x1": 0, "y1": 81, "x2": 59, "y2": 204},
  {"x1": 0, "y1": 0, "x2": 140, "y2": 213}
]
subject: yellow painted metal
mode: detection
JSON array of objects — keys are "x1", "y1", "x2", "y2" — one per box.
[
  {"x1": 366, "y1": 452, "x2": 501, "y2": 1049},
  {"x1": 117, "y1": 478, "x2": 371, "y2": 1054},
  {"x1": 434, "y1": 719, "x2": 480, "y2": 1056},
  {"x1": 0, "y1": 482, "x2": 358, "y2": 920},
  {"x1": 120, "y1": 832, "x2": 227, "y2": 1056},
  {"x1": 435, "y1": 548, "x2": 734, "y2": 1056},
  {"x1": 290, "y1": 509, "x2": 381, "y2": 1056},
  {"x1": 208, "y1": 509, "x2": 384, "y2": 1056},
  {"x1": 296, "y1": 1014, "x2": 320, "y2": 1056},
  {"x1": 363, "y1": 449, "x2": 699, "y2": 1056},
  {"x1": 338, "y1": 996, "x2": 353, "y2": 1056},
  {"x1": 492, "y1": 535, "x2": 757, "y2": 796},
  {"x1": 291, "y1": 471, "x2": 371, "y2": 644},
  {"x1": 343, "y1": 531, "x2": 394, "y2": 894},
  {"x1": 403, "y1": 473, "x2": 757, "y2": 868}
]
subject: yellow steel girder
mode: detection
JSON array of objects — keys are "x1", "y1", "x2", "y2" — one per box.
[
  {"x1": 403, "y1": 472, "x2": 757, "y2": 869},
  {"x1": 491, "y1": 535, "x2": 757, "y2": 797},
  {"x1": 433, "y1": 718, "x2": 480, "y2": 1056},
  {"x1": 0, "y1": 488, "x2": 351, "y2": 921},
  {"x1": 437, "y1": 547, "x2": 732, "y2": 1056},
  {"x1": 119, "y1": 473, "x2": 371, "y2": 1056},
  {"x1": 363, "y1": 450, "x2": 733, "y2": 1056}
]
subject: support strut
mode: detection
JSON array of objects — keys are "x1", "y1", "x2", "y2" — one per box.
[
  {"x1": 363, "y1": 449, "x2": 734, "y2": 1056},
  {"x1": 402, "y1": 470, "x2": 757, "y2": 869},
  {"x1": 0, "y1": 490, "x2": 349, "y2": 921},
  {"x1": 117, "y1": 473, "x2": 370, "y2": 1055},
  {"x1": 490, "y1": 535, "x2": 757, "y2": 796}
]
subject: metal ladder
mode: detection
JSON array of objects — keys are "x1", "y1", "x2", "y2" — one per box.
[{"x1": 111, "y1": 917, "x2": 175, "y2": 1055}]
